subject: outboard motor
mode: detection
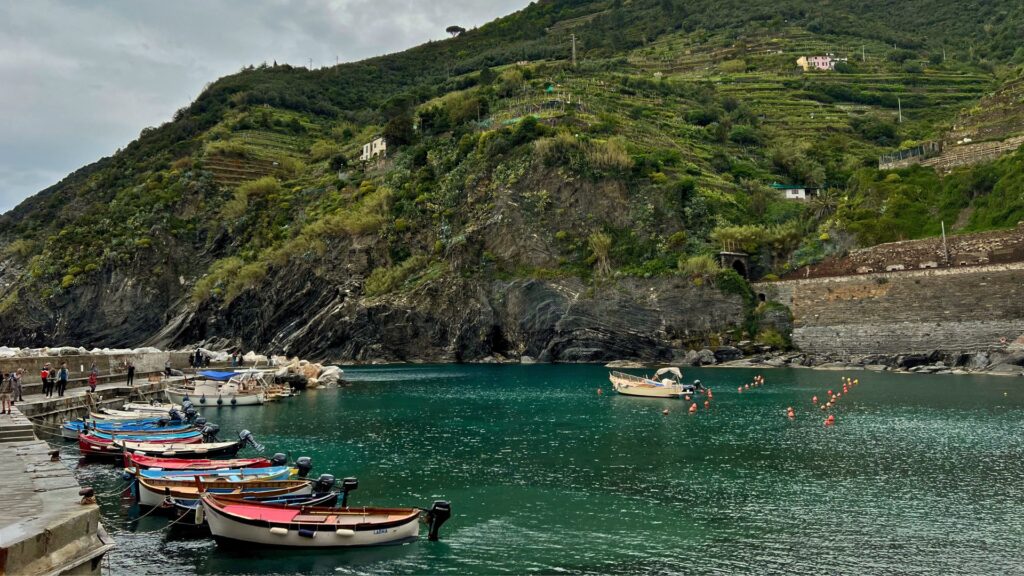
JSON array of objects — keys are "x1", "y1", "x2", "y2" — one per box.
[
  {"x1": 184, "y1": 406, "x2": 197, "y2": 422},
  {"x1": 201, "y1": 424, "x2": 221, "y2": 441},
  {"x1": 182, "y1": 400, "x2": 194, "y2": 412},
  {"x1": 312, "y1": 474, "x2": 336, "y2": 495},
  {"x1": 295, "y1": 456, "x2": 313, "y2": 478},
  {"x1": 340, "y1": 477, "x2": 358, "y2": 507},
  {"x1": 194, "y1": 417, "x2": 207, "y2": 427},
  {"x1": 238, "y1": 429, "x2": 264, "y2": 452},
  {"x1": 270, "y1": 453, "x2": 288, "y2": 467},
  {"x1": 168, "y1": 408, "x2": 185, "y2": 421},
  {"x1": 424, "y1": 501, "x2": 452, "y2": 541}
]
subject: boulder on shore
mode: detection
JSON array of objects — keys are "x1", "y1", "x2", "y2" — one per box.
[{"x1": 605, "y1": 360, "x2": 645, "y2": 368}]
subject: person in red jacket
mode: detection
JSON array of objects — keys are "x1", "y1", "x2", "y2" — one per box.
[{"x1": 40, "y1": 364, "x2": 52, "y2": 398}]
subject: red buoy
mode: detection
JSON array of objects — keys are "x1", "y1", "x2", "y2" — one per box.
[
  {"x1": 597, "y1": 388, "x2": 603, "y2": 395},
  {"x1": 824, "y1": 414, "x2": 835, "y2": 426},
  {"x1": 737, "y1": 386, "x2": 743, "y2": 393},
  {"x1": 689, "y1": 403, "x2": 698, "y2": 414},
  {"x1": 812, "y1": 395, "x2": 818, "y2": 404},
  {"x1": 704, "y1": 400, "x2": 710, "y2": 409}
]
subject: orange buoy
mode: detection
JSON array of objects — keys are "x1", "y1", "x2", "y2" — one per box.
[
  {"x1": 597, "y1": 388, "x2": 603, "y2": 395},
  {"x1": 662, "y1": 408, "x2": 669, "y2": 416},
  {"x1": 704, "y1": 400, "x2": 710, "y2": 409},
  {"x1": 707, "y1": 390, "x2": 713, "y2": 399},
  {"x1": 824, "y1": 414, "x2": 835, "y2": 426},
  {"x1": 812, "y1": 395, "x2": 818, "y2": 404},
  {"x1": 689, "y1": 403, "x2": 698, "y2": 413},
  {"x1": 786, "y1": 407, "x2": 795, "y2": 418},
  {"x1": 684, "y1": 395, "x2": 691, "y2": 402}
]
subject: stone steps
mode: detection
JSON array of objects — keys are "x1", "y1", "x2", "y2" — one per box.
[{"x1": 0, "y1": 407, "x2": 37, "y2": 443}]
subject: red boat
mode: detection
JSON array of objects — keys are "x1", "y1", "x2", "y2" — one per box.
[
  {"x1": 125, "y1": 452, "x2": 273, "y2": 470},
  {"x1": 78, "y1": 432, "x2": 202, "y2": 459}
]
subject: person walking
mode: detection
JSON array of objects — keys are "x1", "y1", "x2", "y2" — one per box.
[
  {"x1": 12, "y1": 370, "x2": 23, "y2": 403},
  {"x1": 0, "y1": 372, "x2": 11, "y2": 414},
  {"x1": 40, "y1": 363, "x2": 52, "y2": 398},
  {"x1": 57, "y1": 362, "x2": 70, "y2": 397},
  {"x1": 126, "y1": 361, "x2": 135, "y2": 387}
]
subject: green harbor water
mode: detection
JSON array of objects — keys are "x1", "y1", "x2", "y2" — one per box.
[{"x1": 69, "y1": 365, "x2": 1024, "y2": 574}]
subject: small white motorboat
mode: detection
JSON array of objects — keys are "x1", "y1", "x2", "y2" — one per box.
[{"x1": 609, "y1": 367, "x2": 702, "y2": 399}]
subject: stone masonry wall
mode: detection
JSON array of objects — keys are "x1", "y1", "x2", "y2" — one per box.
[{"x1": 754, "y1": 263, "x2": 1024, "y2": 356}]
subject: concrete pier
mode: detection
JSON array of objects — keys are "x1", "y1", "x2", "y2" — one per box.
[{"x1": 0, "y1": 435, "x2": 114, "y2": 575}]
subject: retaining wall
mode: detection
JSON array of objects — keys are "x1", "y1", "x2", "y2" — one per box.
[{"x1": 754, "y1": 263, "x2": 1024, "y2": 356}]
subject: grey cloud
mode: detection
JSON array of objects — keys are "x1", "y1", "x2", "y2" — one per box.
[{"x1": 0, "y1": 0, "x2": 528, "y2": 212}]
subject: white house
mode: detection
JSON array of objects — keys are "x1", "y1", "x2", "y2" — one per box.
[
  {"x1": 360, "y1": 137, "x2": 387, "y2": 162},
  {"x1": 771, "y1": 183, "x2": 818, "y2": 201}
]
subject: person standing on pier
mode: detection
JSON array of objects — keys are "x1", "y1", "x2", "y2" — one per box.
[
  {"x1": 126, "y1": 361, "x2": 135, "y2": 387},
  {"x1": 57, "y1": 362, "x2": 69, "y2": 397},
  {"x1": 40, "y1": 363, "x2": 52, "y2": 397},
  {"x1": 88, "y1": 365, "x2": 98, "y2": 393},
  {"x1": 11, "y1": 370, "x2": 23, "y2": 403},
  {"x1": 0, "y1": 372, "x2": 11, "y2": 414}
]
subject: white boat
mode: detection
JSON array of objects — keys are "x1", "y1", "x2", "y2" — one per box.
[
  {"x1": 123, "y1": 402, "x2": 180, "y2": 413},
  {"x1": 200, "y1": 494, "x2": 452, "y2": 548},
  {"x1": 609, "y1": 367, "x2": 700, "y2": 399},
  {"x1": 166, "y1": 369, "x2": 267, "y2": 406}
]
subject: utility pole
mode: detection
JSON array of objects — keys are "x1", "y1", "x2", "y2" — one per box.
[
  {"x1": 898, "y1": 97, "x2": 902, "y2": 123},
  {"x1": 571, "y1": 33, "x2": 577, "y2": 67},
  {"x1": 308, "y1": 57, "x2": 313, "y2": 69},
  {"x1": 861, "y1": 45, "x2": 865, "y2": 62}
]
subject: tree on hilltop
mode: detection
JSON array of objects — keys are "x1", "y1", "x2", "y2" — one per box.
[{"x1": 446, "y1": 25, "x2": 466, "y2": 37}]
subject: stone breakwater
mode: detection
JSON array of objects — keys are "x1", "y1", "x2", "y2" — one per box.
[{"x1": 753, "y1": 262, "x2": 1024, "y2": 375}]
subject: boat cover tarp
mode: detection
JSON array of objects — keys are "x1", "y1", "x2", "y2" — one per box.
[
  {"x1": 198, "y1": 370, "x2": 238, "y2": 381},
  {"x1": 654, "y1": 367, "x2": 683, "y2": 379}
]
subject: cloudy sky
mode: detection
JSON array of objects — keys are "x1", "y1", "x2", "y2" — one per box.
[{"x1": 0, "y1": 0, "x2": 528, "y2": 213}]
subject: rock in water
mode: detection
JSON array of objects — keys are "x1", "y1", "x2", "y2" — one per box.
[{"x1": 697, "y1": 349, "x2": 717, "y2": 365}]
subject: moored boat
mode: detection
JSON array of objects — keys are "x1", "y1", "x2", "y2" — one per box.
[
  {"x1": 171, "y1": 490, "x2": 340, "y2": 525},
  {"x1": 136, "y1": 476, "x2": 319, "y2": 508},
  {"x1": 124, "y1": 452, "x2": 274, "y2": 471},
  {"x1": 61, "y1": 418, "x2": 194, "y2": 440},
  {"x1": 166, "y1": 369, "x2": 268, "y2": 407},
  {"x1": 119, "y1": 429, "x2": 263, "y2": 459},
  {"x1": 199, "y1": 493, "x2": 452, "y2": 548},
  {"x1": 79, "y1": 431, "x2": 204, "y2": 459},
  {"x1": 609, "y1": 367, "x2": 703, "y2": 399},
  {"x1": 134, "y1": 465, "x2": 294, "y2": 482}
]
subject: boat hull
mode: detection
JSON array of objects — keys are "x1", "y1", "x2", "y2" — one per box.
[
  {"x1": 166, "y1": 388, "x2": 264, "y2": 407},
  {"x1": 125, "y1": 453, "x2": 272, "y2": 471},
  {"x1": 172, "y1": 492, "x2": 339, "y2": 525},
  {"x1": 79, "y1": 433, "x2": 201, "y2": 459},
  {"x1": 120, "y1": 440, "x2": 243, "y2": 459},
  {"x1": 137, "y1": 479, "x2": 312, "y2": 508},
  {"x1": 202, "y1": 496, "x2": 421, "y2": 548}
]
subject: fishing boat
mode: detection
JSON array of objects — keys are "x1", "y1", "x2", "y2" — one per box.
[
  {"x1": 165, "y1": 370, "x2": 267, "y2": 407},
  {"x1": 79, "y1": 431, "x2": 204, "y2": 459},
  {"x1": 124, "y1": 453, "x2": 275, "y2": 471},
  {"x1": 85, "y1": 427, "x2": 203, "y2": 442},
  {"x1": 171, "y1": 491, "x2": 340, "y2": 525},
  {"x1": 119, "y1": 429, "x2": 263, "y2": 459},
  {"x1": 199, "y1": 493, "x2": 452, "y2": 548},
  {"x1": 136, "y1": 476, "x2": 319, "y2": 508},
  {"x1": 133, "y1": 465, "x2": 294, "y2": 482},
  {"x1": 609, "y1": 367, "x2": 703, "y2": 399},
  {"x1": 61, "y1": 418, "x2": 194, "y2": 440},
  {"x1": 122, "y1": 402, "x2": 181, "y2": 413}
]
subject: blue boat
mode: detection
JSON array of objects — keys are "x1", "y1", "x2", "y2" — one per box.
[
  {"x1": 61, "y1": 419, "x2": 193, "y2": 440},
  {"x1": 133, "y1": 465, "x2": 294, "y2": 482},
  {"x1": 86, "y1": 429, "x2": 203, "y2": 442}
]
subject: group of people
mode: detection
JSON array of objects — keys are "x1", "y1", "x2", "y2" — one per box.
[
  {"x1": 40, "y1": 362, "x2": 71, "y2": 398},
  {"x1": 0, "y1": 370, "x2": 24, "y2": 415}
]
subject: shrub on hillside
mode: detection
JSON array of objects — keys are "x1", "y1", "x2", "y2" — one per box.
[{"x1": 364, "y1": 255, "x2": 429, "y2": 296}]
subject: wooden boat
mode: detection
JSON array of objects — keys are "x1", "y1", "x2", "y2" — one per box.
[
  {"x1": 135, "y1": 465, "x2": 294, "y2": 482},
  {"x1": 609, "y1": 367, "x2": 702, "y2": 399},
  {"x1": 200, "y1": 493, "x2": 452, "y2": 548},
  {"x1": 171, "y1": 491, "x2": 339, "y2": 525},
  {"x1": 79, "y1": 432, "x2": 203, "y2": 459},
  {"x1": 124, "y1": 453, "x2": 274, "y2": 471},
  {"x1": 123, "y1": 402, "x2": 180, "y2": 413},
  {"x1": 61, "y1": 418, "x2": 191, "y2": 440},
  {"x1": 120, "y1": 429, "x2": 263, "y2": 460},
  {"x1": 86, "y1": 428, "x2": 203, "y2": 442},
  {"x1": 136, "y1": 477, "x2": 314, "y2": 508}
]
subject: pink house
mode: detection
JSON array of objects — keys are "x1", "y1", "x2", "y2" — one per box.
[{"x1": 796, "y1": 54, "x2": 846, "y2": 71}]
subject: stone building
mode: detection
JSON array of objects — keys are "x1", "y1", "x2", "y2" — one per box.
[{"x1": 360, "y1": 137, "x2": 387, "y2": 162}]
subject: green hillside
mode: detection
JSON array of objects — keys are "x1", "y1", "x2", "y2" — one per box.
[{"x1": 1, "y1": 0, "x2": 1023, "y2": 352}]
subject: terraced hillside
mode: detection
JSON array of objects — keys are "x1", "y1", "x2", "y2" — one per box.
[{"x1": 0, "y1": 0, "x2": 1022, "y2": 359}]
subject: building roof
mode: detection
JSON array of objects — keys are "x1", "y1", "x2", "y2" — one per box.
[{"x1": 770, "y1": 182, "x2": 815, "y2": 190}]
